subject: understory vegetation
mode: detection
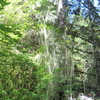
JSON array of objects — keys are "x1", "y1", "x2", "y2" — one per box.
[{"x1": 0, "y1": 0, "x2": 100, "y2": 100}]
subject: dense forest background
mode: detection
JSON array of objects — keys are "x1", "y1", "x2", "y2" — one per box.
[{"x1": 0, "y1": 0, "x2": 100, "y2": 100}]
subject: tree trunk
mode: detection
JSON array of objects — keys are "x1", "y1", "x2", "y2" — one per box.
[{"x1": 93, "y1": 45, "x2": 100, "y2": 87}]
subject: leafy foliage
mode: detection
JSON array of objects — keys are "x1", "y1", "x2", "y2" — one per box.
[{"x1": 0, "y1": 0, "x2": 100, "y2": 100}]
